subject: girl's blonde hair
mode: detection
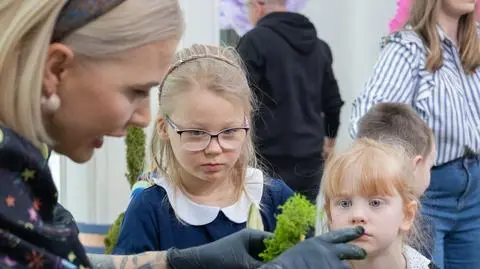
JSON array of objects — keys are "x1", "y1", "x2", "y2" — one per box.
[
  {"x1": 321, "y1": 138, "x2": 427, "y2": 252},
  {"x1": 409, "y1": 0, "x2": 480, "y2": 72},
  {"x1": 0, "y1": 0, "x2": 184, "y2": 147},
  {"x1": 150, "y1": 44, "x2": 264, "y2": 228}
]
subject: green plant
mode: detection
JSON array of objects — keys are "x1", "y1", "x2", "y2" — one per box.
[
  {"x1": 104, "y1": 126, "x2": 146, "y2": 254},
  {"x1": 125, "y1": 127, "x2": 147, "y2": 187},
  {"x1": 103, "y1": 212, "x2": 125, "y2": 254},
  {"x1": 259, "y1": 194, "x2": 317, "y2": 262}
]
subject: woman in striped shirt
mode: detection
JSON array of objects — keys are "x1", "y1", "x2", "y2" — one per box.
[{"x1": 350, "y1": 1, "x2": 480, "y2": 269}]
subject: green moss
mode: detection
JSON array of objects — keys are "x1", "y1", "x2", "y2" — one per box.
[
  {"x1": 104, "y1": 127, "x2": 146, "y2": 254},
  {"x1": 259, "y1": 194, "x2": 317, "y2": 262},
  {"x1": 125, "y1": 127, "x2": 146, "y2": 188},
  {"x1": 103, "y1": 213, "x2": 125, "y2": 254}
]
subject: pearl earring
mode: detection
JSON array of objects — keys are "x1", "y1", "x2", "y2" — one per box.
[{"x1": 41, "y1": 94, "x2": 61, "y2": 113}]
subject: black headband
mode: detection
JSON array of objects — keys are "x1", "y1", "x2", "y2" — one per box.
[{"x1": 51, "y1": 0, "x2": 127, "y2": 43}]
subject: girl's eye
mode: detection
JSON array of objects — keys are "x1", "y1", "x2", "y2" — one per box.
[
  {"x1": 222, "y1": 129, "x2": 236, "y2": 135},
  {"x1": 184, "y1": 130, "x2": 206, "y2": 136},
  {"x1": 369, "y1": 199, "x2": 384, "y2": 208},
  {"x1": 336, "y1": 200, "x2": 352, "y2": 208}
]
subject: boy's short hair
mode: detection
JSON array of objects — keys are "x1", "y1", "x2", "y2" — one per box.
[{"x1": 357, "y1": 102, "x2": 434, "y2": 158}]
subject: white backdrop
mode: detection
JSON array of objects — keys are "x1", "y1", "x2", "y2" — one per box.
[
  {"x1": 53, "y1": 0, "x2": 397, "y2": 224},
  {"x1": 302, "y1": 0, "x2": 396, "y2": 150}
]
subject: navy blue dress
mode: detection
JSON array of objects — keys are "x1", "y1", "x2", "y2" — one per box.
[{"x1": 113, "y1": 176, "x2": 294, "y2": 254}]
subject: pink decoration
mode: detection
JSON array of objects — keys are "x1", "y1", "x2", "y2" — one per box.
[
  {"x1": 389, "y1": 0, "x2": 411, "y2": 33},
  {"x1": 28, "y1": 208, "x2": 38, "y2": 222},
  {"x1": 3, "y1": 257, "x2": 16, "y2": 267}
]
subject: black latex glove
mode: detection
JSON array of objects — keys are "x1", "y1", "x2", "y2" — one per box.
[
  {"x1": 166, "y1": 226, "x2": 366, "y2": 269},
  {"x1": 166, "y1": 228, "x2": 268, "y2": 269},
  {"x1": 260, "y1": 226, "x2": 367, "y2": 269}
]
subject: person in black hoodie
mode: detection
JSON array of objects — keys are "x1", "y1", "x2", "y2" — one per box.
[{"x1": 237, "y1": 0, "x2": 344, "y2": 203}]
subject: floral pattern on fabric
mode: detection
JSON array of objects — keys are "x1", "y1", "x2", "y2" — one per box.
[{"x1": 0, "y1": 126, "x2": 90, "y2": 269}]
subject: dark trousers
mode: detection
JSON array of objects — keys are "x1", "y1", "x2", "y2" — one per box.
[{"x1": 260, "y1": 154, "x2": 324, "y2": 204}]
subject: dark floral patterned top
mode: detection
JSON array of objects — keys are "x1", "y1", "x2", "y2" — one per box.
[{"x1": 0, "y1": 125, "x2": 90, "y2": 269}]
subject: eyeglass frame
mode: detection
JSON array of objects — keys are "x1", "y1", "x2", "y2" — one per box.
[{"x1": 165, "y1": 116, "x2": 250, "y2": 151}]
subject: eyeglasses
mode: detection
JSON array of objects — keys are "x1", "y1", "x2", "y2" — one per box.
[{"x1": 166, "y1": 116, "x2": 250, "y2": 152}]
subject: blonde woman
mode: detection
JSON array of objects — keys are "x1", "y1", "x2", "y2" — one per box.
[
  {"x1": 351, "y1": 1, "x2": 480, "y2": 269},
  {"x1": 0, "y1": 1, "x2": 365, "y2": 269}
]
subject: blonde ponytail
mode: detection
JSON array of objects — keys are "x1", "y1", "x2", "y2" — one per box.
[{"x1": 247, "y1": 203, "x2": 265, "y2": 231}]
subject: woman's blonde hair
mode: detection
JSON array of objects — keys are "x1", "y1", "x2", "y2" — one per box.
[
  {"x1": 409, "y1": 0, "x2": 480, "y2": 72},
  {"x1": 321, "y1": 138, "x2": 428, "y2": 253},
  {"x1": 0, "y1": 0, "x2": 184, "y2": 147}
]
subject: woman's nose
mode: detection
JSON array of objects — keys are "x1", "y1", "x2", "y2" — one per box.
[{"x1": 130, "y1": 100, "x2": 151, "y2": 128}]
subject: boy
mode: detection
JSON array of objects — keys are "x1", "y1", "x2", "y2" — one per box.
[{"x1": 356, "y1": 102, "x2": 436, "y2": 196}]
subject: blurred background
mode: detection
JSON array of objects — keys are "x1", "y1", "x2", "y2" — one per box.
[{"x1": 49, "y1": 0, "x2": 396, "y2": 229}]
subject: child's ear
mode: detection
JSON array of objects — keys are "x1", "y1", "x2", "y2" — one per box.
[
  {"x1": 401, "y1": 200, "x2": 418, "y2": 232},
  {"x1": 412, "y1": 155, "x2": 423, "y2": 169},
  {"x1": 156, "y1": 118, "x2": 169, "y2": 140}
]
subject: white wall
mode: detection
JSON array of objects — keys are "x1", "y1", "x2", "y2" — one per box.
[
  {"x1": 58, "y1": 0, "x2": 220, "y2": 225},
  {"x1": 302, "y1": 0, "x2": 396, "y2": 150}
]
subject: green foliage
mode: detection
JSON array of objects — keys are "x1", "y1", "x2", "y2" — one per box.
[
  {"x1": 104, "y1": 127, "x2": 146, "y2": 254},
  {"x1": 125, "y1": 127, "x2": 146, "y2": 188},
  {"x1": 259, "y1": 194, "x2": 317, "y2": 262},
  {"x1": 103, "y1": 213, "x2": 125, "y2": 254}
]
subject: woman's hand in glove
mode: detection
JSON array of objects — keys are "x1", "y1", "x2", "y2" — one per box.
[
  {"x1": 166, "y1": 226, "x2": 366, "y2": 269},
  {"x1": 260, "y1": 226, "x2": 367, "y2": 269},
  {"x1": 166, "y1": 228, "x2": 268, "y2": 269}
]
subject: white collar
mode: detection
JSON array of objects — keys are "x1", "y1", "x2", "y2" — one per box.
[
  {"x1": 404, "y1": 245, "x2": 431, "y2": 269},
  {"x1": 152, "y1": 167, "x2": 264, "y2": 226}
]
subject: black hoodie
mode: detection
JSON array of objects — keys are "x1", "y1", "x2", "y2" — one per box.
[{"x1": 237, "y1": 12, "x2": 344, "y2": 159}]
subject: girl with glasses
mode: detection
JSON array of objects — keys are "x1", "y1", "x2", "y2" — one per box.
[{"x1": 113, "y1": 44, "x2": 296, "y2": 254}]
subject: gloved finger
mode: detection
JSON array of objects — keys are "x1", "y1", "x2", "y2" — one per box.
[
  {"x1": 246, "y1": 229, "x2": 273, "y2": 258},
  {"x1": 337, "y1": 261, "x2": 354, "y2": 269},
  {"x1": 243, "y1": 255, "x2": 265, "y2": 269},
  {"x1": 318, "y1": 226, "x2": 364, "y2": 244},
  {"x1": 329, "y1": 243, "x2": 367, "y2": 260}
]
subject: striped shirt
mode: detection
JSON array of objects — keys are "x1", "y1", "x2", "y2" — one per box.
[{"x1": 350, "y1": 28, "x2": 480, "y2": 166}]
